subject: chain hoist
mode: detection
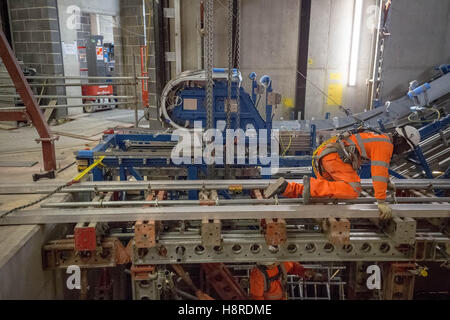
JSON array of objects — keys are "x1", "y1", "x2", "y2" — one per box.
[
  {"x1": 205, "y1": 0, "x2": 214, "y2": 178},
  {"x1": 226, "y1": 0, "x2": 233, "y2": 131},
  {"x1": 373, "y1": 0, "x2": 392, "y2": 104},
  {"x1": 234, "y1": 0, "x2": 241, "y2": 130},
  {"x1": 225, "y1": 0, "x2": 234, "y2": 179},
  {"x1": 205, "y1": 0, "x2": 214, "y2": 131}
]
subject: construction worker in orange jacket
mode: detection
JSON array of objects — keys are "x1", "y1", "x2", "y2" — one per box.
[
  {"x1": 250, "y1": 261, "x2": 318, "y2": 300},
  {"x1": 264, "y1": 126, "x2": 421, "y2": 219}
]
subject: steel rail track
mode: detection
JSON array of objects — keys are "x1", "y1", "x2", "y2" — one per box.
[
  {"x1": 1, "y1": 204, "x2": 449, "y2": 225},
  {"x1": 129, "y1": 231, "x2": 450, "y2": 264},
  {"x1": 39, "y1": 197, "x2": 450, "y2": 208},
  {"x1": 0, "y1": 179, "x2": 448, "y2": 194}
]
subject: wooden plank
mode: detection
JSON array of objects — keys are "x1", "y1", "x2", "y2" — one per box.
[
  {"x1": 43, "y1": 100, "x2": 57, "y2": 123},
  {"x1": 0, "y1": 161, "x2": 38, "y2": 167}
]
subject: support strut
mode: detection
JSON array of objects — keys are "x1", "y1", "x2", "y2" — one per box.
[{"x1": 0, "y1": 29, "x2": 57, "y2": 173}]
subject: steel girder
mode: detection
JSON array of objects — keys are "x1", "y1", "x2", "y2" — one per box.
[
  {"x1": 0, "y1": 178, "x2": 449, "y2": 194},
  {"x1": 1, "y1": 204, "x2": 449, "y2": 225},
  {"x1": 129, "y1": 231, "x2": 450, "y2": 265}
]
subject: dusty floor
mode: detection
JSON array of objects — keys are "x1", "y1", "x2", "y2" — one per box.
[
  {"x1": 0, "y1": 108, "x2": 147, "y2": 298},
  {"x1": 0, "y1": 109, "x2": 145, "y2": 208}
]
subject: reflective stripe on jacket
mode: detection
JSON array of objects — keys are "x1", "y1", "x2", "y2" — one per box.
[
  {"x1": 347, "y1": 132, "x2": 393, "y2": 200},
  {"x1": 315, "y1": 132, "x2": 393, "y2": 200}
]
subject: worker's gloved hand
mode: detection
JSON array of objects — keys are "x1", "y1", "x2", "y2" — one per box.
[
  {"x1": 303, "y1": 270, "x2": 324, "y2": 281},
  {"x1": 377, "y1": 200, "x2": 392, "y2": 220},
  {"x1": 387, "y1": 180, "x2": 396, "y2": 192},
  {"x1": 264, "y1": 177, "x2": 288, "y2": 199},
  {"x1": 303, "y1": 269, "x2": 315, "y2": 280},
  {"x1": 312, "y1": 272, "x2": 324, "y2": 282}
]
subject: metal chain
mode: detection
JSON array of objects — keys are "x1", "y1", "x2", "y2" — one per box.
[
  {"x1": 226, "y1": 0, "x2": 233, "y2": 131},
  {"x1": 205, "y1": 0, "x2": 214, "y2": 178},
  {"x1": 374, "y1": 1, "x2": 392, "y2": 102},
  {"x1": 205, "y1": 0, "x2": 214, "y2": 131},
  {"x1": 0, "y1": 183, "x2": 69, "y2": 218},
  {"x1": 234, "y1": 0, "x2": 241, "y2": 130},
  {"x1": 225, "y1": 0, "x2": 234, "y2": 179}
]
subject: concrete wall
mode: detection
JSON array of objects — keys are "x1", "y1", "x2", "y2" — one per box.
[
  {"x1": 0, "y1": 224, "x2": 68, "y2": 299},
  {"x1": 178, "y1": 0, "x2": 378, "y2": 121},
  {"x1": 306, "y1": 0, "x2": 377, "y2": 120},
  {"x1": 116, "y1": 0, "x2": 145, "y2": 77},
  {"x1": 115, "y1": 0, "x2": 145, "y2": 114},
  {"x1": 240, "y1": 0, "x2": 300, "y2": 121},
  {"x1": 180, "y1": 0, "x2": 202, "y2": 71},
  {"x1": 57, "y1": 0, "x2": 119, "y2": 115},
  {"x1": 113, "y1": 0, "x2": 162, "y2": 128},
  {"x1": 57, "y1": 0, "x2": 83, "y2": 115},
  {"x1": 180, "y1": 0, "x2": 300, "y2": 120},
  {"x1": 76, "y1": 0, "x2": 119, "y2": 16},
  {"x1": 8, "y1": 0, "x2": 67, "y2": 118},
  {"x1": 178, "y1": 0, "x2": 450, "y2": 121},
  {"x1": 306, "y1": 0, "x2": 450, "y2": 119},
  {"x1": 381, "y1": 0, "x2": 450, "y2": 102}
]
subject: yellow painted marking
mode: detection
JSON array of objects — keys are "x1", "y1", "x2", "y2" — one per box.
[
  {"x1": 330, "y1": 73, "x2": 342, "y2": 80},
  {"x1": 283, "y1": 98, "x2": 294, "y2": 108},
  {"x1": 73, "y1": 156, "x2": 105, "y2": 181},
  {"x1": 229, "y1": 185, "x2": 243, "y2": 193}
]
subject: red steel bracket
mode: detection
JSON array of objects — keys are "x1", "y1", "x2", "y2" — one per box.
[
  {"x1": 131, "y1": 265, "x2": 156, "y2": 281},
  {"x1": 134, "y1": 191, "x2": 166, "y2": 248},
  {"x1": 265, "y1": 218, "x2": 287, "y2": 246},
  {"x1": 251, "y1": 189, "x2": 287, "y2": 246},
  {"x1": 0, "y1": 29, "x2": 56, "y2": 171},
  {"x1": 323, "y1": 217, "x2": 350, "y2": 245},
  {"x1": 202, "y1": 263, "x2": 247, "y2": 300},
  {"x1": 0, "y1": 110, "x2": 29, "y2": 121},
  {"x1": 74, "y1": 222, "x2": 97, "y2": 252}
]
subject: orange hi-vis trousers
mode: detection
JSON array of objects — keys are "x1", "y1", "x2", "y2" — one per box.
[{"x1": 282, "y1": 152, "x2": 362, "y2": 199}]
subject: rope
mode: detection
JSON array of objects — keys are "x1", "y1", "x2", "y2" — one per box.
[
  {"x1": 407, "y1": 107, "x2": 441, "y2": 123},
  {"x1": 311, "y1": 136, "x2": 337, "y2": 176},
  {"x1": 281, "y1": 134, "x2": 293, "y2": 157}
]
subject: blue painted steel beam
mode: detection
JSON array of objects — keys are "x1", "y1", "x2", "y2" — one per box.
[{"x1": 419, "y1": 114, "x2": 450, "y2": 140}]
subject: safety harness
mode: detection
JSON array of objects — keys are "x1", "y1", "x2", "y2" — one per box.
[
  {"x1": 312, "y1": 129, "x2": 392, "y2": 196},
  {"x1": 257, "y1": 264, "x2": 288, "y2": 300}
]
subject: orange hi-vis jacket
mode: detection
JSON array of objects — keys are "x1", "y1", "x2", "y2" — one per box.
[
  {"x1": 346, "y1": 132, "x2": 393, "y2": 200},
  {"x1": 282, "y1": 131, "x2": 393, "y2": 201},
  {"x1": 250, "y1": 262, "x2": 305, "y2": 300}
]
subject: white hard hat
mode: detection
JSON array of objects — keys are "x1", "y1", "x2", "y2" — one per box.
[{"x1": 395, "y1": 126, "x2": 420, "y2": 149}]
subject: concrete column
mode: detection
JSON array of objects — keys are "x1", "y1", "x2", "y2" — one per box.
[{"x1": 115, "y1": 0, "x2": 162, "y2": 129}]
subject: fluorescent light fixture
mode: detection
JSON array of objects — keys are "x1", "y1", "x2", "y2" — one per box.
[{"x1": 348, "y1": 0, "x2": 363, "y2": 86}]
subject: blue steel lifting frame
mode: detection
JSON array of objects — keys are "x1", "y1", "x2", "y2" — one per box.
[
  {"x1": 78, "y1": 75, "x2": 315, "y2": 185},
  {"x1": 413, "y1": 115, "x2": 450, "y2": 196},
  {"x1": 405, "y1": 115, "x2": 450, "y2": 179},
  {"x1": 77, "y1": 132, "x2": 312, "y2": 200},
  {"x1": 77, "y1": 75, "x2": 449, "y2": 199},
  {"x1": 358, "y1": 115, "x2": 450, "y2": 184},
  {"x1": 171, "y1": 81, "x2": 266, "y2": 131}
]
